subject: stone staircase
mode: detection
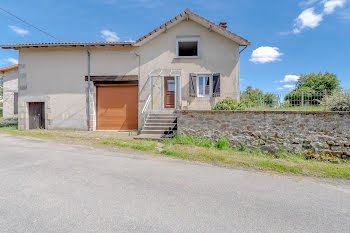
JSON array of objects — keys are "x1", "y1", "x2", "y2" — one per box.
[{"x1": 135, "y1": 111, "x2": 177, "y2": 140}]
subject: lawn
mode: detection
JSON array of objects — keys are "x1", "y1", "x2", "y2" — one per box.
[{"x1": 0, "y1": 125, "x2": 349, "y2": 180}]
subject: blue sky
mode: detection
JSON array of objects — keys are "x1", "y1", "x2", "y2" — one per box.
[{"x1": 0, "y1": 0, "x2": 349, "y2": 92}]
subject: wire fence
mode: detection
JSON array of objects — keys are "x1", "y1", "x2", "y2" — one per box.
[{"x1": 240, "y1": 89, "x2": 350, "y2": 111}]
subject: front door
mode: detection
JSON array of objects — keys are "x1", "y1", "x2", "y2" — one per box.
[
  {"x1": 164, "y1": 77, "x2": 175, "y2": 108},
  {"x1": 29, "y1": 102, "x2": 45, "y2": 129}
]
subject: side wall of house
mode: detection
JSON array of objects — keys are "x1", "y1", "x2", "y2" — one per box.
[
  {"x1": 18, "y1": 48, "x2": 88, "y2": 130},
  {"x1": 3, "y1": 69, "x2": 18, "y2": 118},
  {"x1": 17, "y1": 19, "x2": 240, "y2": 130}
]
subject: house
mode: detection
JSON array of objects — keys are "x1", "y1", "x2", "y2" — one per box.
[
  {"x1": 0, "y1": 64, "x2": 19, "y2": 119},
  {"x1": 1, "y1": 9, "x2": 250, "y2": 133}
]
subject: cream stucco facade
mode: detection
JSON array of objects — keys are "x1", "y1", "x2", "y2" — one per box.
[{"x1": 10, "y1": 14, "x2": 247, "y2": 130}]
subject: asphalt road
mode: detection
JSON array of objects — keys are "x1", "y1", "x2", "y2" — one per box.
[{"x1": 0, "y1": 134, "x2": 349, "y2": 233}]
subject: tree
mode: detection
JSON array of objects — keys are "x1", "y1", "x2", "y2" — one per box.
[
  {"x1": 285, "y1": 72, "x2": 340, "y2": 105},
  {"x1": 241, "y1": 86, "x2": 263, "y2": 107},
  {"x1": 295, "y1": 71, "x2": 340, "y2": 92},
  {"x1": 241, "y1": 86, "x2": 278, "y2": 108}
]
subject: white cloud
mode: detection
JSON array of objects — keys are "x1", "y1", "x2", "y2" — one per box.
[
  {"x1": 100, "y1": 30, "x2": 120, "y2": 42},
  {"x1": 6, "y1": 57, "x2": 18, "y2": 64},
  {"x1": 293, "y1": 8, "x2": 324, "y2": 33},
  {"x1": 323, "y1": 0, "x2": 346, "y2": 14},
  {"x1": 280, "y1": 75, "x2": 300, "y2": 83},
  {"x1": 277, "y1": 84, "x2": 296, "y2": 90},
  {"x1": 9, "y1": 25, "x2": 29, "y2": 36},
  {"x1": 300, "y1": 0, "x2": 319, "y2": 7},
  {"x1": 291, "y1": 1, "x2": 347, "y2": 34},
  {"x1": 250, "y1": 47, "x2": 283, "y2": 64}
]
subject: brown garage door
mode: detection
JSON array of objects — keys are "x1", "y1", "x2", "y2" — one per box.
[{"x1": 97, "y1": 85, "x2": 138, "y2": 130}]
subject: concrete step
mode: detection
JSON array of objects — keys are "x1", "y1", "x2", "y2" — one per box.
[
  {"x1": 144, "y1": 123, "x2": 177, "y2": 127},
  {"x1": 143, "y1": 125, "x2": 177, "y2": 131},
  {"x1": 140, "y1": 129, "x2": 177, "y2": 135},
  {"x1": 134, "y1": 134, "x2": 175, "y2": 140},
  {"x1": 150, "y1": 110, "x2": 175, "y2": 114},
  {"x1": 147, "y1": 116, "x2": 177, "y2": 120},
  {"x1": 148, "y1": 114, "x2": 177, "y2": 117},
  {"x1": 146, "y1": 119, "x2": 177, "y2": 124}
]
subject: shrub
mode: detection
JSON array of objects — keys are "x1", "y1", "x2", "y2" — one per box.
[
  {"x1": 238, "y1": 144, "x2": 247, "y2": 152},
  {"x1": 216, "y1": 137, "x2": 230, "y2": 150},
  {"x1": 212, "y1": 97, "x2": 244, "y2": 110},
  {"x1": 324, "y1": 91, "x2": 350, "y2": 111}
]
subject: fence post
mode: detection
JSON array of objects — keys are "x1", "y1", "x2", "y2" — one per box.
[
  {"x1": 301, "y1": 90, "x2": 304, "y2": 110},
  {"x1": 262, "y1": 95, "x2": 265, "y2": 110},
  {"x1": 324, "y1": 89, "x2": 327, "y2": 111}
]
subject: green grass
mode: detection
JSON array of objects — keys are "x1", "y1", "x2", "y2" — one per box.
[
  {"x1": 100, "y1": 138, "x2": 158, "y2": 152},
  {"x1": 164, "y1": 134, "x2": 230, "y2": 150},
  {"x1": 0, "y1": 125, "x2": 58, "y2": 139},
  {"x1": 0, "y1": 127, "x2": 349, "y2": 180}
]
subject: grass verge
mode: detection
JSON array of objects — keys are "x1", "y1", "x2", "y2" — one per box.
[{"x1": 0, "y1": 126, "x2": 349, "y2": 180}]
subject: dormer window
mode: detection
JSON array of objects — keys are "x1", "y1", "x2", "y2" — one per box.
[{"x1": 176, "y1": 37, "x2": 200, "y2": 57}]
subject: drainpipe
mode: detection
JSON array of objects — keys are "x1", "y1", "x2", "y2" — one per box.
[
  {"x1": 135, "y1": 52, "x2": 141, "y2": 131},
  {"x1": 85, "y1": 44, "x2": 91, "y2": 131},
  {"x1": 238, "y1": 45, "x2": 248, "y2": 102}
]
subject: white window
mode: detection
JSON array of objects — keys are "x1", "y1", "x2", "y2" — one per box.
[
  {"x1": 197, "y1": 75, "x2": 212, "y2": 97},
  {"x1": 176, "y1": 37, "x2": 200, "y2": 57}
]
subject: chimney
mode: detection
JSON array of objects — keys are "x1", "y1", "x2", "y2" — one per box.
[{"x1": 219, "y1": 22, "x2": 227, "y2": 29}]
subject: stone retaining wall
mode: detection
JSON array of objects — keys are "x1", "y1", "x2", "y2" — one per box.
[{"x1": 177, "y1": 110, "x2": 350, "y2": 158}]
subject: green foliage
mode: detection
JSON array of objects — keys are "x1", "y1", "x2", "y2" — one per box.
[
  {"x1": 211, "y1": 97, "x2": 244, "y2": 110},
  {"x1": 166, "y1": 134, "x2": 216, "y2": 148},
  {"x1": 263, "y1": 92, "x2": 279, "y2": 107},
  {"x1": 167, "y1": 134, "x2": 230, "y2": 150},
  {"x1": 295, "y1": 71, "x2": 340, "y2": 91},
  {"x1": 324, "y1": 91, "x2": 350, "y2": 111},
  {"x1": 241, "y1": 86, "x2": 279, "y2": 108},
  {"x1": 238, "y1": 144, "x2": 247, "y2": 152},
  {"x1": 216, "y1": 137, "x2": 230, "y2": 150},
  {"x1": 241, "y1": 86, "x2": 263, "y2": 107},
  {"x1": 285, "y1": 72, "x2": 340, "y2": 106}
]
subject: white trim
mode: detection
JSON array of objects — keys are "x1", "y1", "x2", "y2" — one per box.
[
  {"x1": 176, "y1": 37, "x2": 200, "y2": 57},
  {"x1": 174, "y1": 56, "x2": 200, "y2": 59},
  {"x1": 196, "y1": 75, "x2": 212, "y2": 97}
]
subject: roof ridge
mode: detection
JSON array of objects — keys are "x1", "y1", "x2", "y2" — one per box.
[{"x1": 134, "y1": 8, "x2": 250, "y2": 46}]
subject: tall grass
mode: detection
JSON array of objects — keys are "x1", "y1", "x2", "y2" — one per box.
[{"x1": 164, "y1": 134, "x2": 230, "y2": 150}]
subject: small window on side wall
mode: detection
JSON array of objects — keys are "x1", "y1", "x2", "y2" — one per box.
[{"x1": 177, "y1": 37, "x2": 199, "y2": 57}]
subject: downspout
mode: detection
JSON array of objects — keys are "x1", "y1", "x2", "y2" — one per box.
[
  {"x1": 85, "y1": 44, "x2": 91, "y2": 131},
  {"x1": 238, "y1": 45, "x2": 248, "y2": 102},
  {"x1": 135, "y1": 52, "x2": 141, "y2": 131}
]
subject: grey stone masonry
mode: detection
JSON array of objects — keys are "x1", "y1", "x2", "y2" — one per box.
[
  {"x1": 177, "y1": 110, "x2": 350, "y2": 158},
  {"x1": 3, "y1": 68, "x2": 18, "y2": 118}
]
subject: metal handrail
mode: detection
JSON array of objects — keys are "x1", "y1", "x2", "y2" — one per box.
[{"x1": 140, "y1": 94, "x2": 151, "y2": 130}]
